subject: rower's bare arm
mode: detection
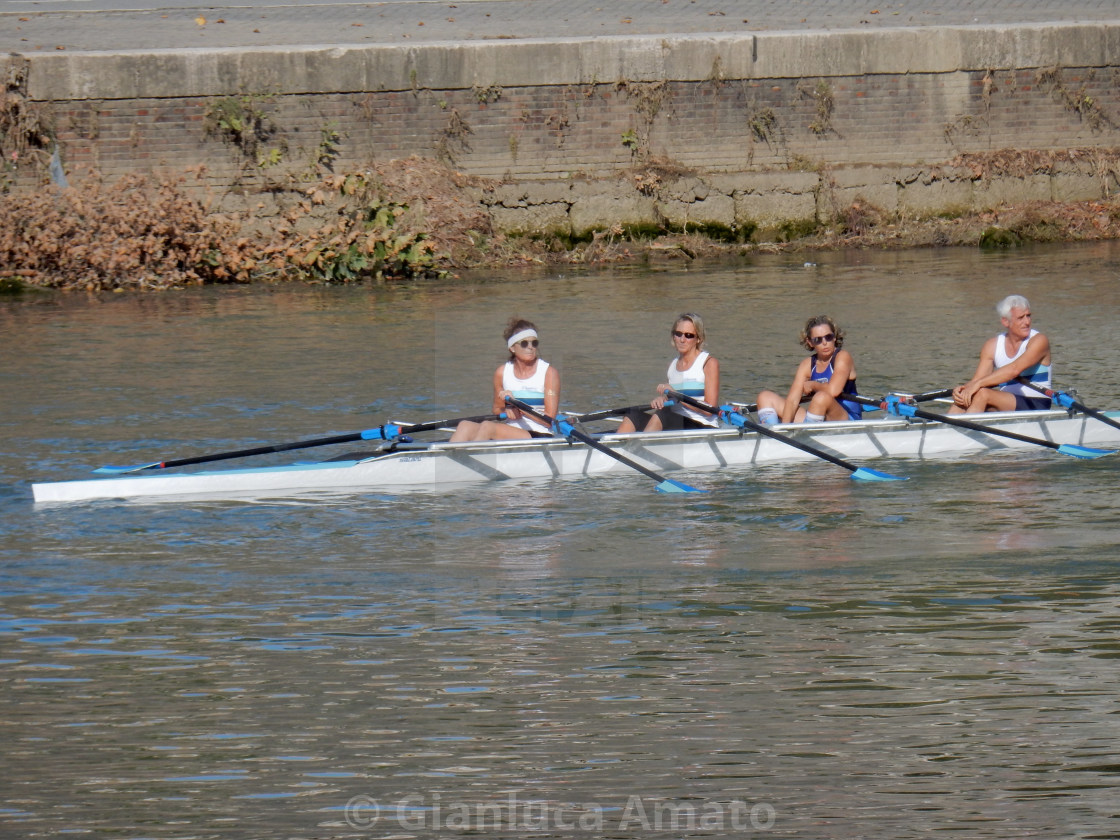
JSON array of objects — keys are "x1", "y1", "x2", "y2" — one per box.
[
  {"x1": 988, "y1": 332, "x2": 1051, "y2": 386},
  {"x1": 701, "y1": 357, "x2": 720, "y2": 415},
  {"x1": 955, "y1": 338, "x2": 998, "y2": 404},
  {"x1": 543, "y1": 366, "x2": 561, "y2": 418},
  {"x1": 826, "y1": 351, "x2": 855, "y2": 397}
]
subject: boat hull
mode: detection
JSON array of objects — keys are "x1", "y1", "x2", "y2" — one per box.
[{"x1": 30, "y1": 409, "x2": 1120, "y2": 503}]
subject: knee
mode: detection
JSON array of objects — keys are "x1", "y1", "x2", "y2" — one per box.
[
  {"x1": 473, "y1": 421, "x2": 498, "y2": 439},
  {"x1": 808, "y1": 392, "x2": 833, "y2": 412},
  {"x1": 449, "y1": 420, "x2": 477, "y2": 441}
]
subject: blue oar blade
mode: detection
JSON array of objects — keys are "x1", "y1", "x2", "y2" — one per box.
[
  {"x1": 93, "y1": 463, "x2": 160, "y2": 475},
  {"x1": 656, "y1": 479, "x2": 705, "y2": 494},
  {"x1": 1056, "y1": 443, "x2": 1115, "y2": 460},
  {"x1": 850, "y1": 467, "x2": 908, "y2": 482}
]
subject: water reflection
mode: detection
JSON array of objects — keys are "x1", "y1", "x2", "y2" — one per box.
[{"x1": 3, "y1": 244, "x2": 1120, "y2": 837}]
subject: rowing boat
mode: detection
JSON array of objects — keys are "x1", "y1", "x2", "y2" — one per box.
[{"x1": 30, "y1": 407, "x2": 1120, "y2": 503}]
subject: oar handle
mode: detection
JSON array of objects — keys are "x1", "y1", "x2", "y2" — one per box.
[
  {"x1": 845, "y1": 390, "x2": 951, "y2": 409},
  {"x1": 842, "y1": 392, "x2": 891, "y2": 411},
  {"x1": 663, "y1": 390, "x2": 737, "y2": 424},
  {"x1": 385, "y1": 413, "x2": 505, "y2": 437},
  {"x1": 906, "y1": 388, "x2": 954, "y2": 402}
]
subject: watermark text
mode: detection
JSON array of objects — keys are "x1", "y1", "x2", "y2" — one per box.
[{"x1": 343, "y1": 792, "x2": 776, "y2": 832}]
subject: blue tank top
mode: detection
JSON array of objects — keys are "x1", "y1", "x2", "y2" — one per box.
[{"x1": 810, "y1": 356, "x2": 862, "y2": 420}]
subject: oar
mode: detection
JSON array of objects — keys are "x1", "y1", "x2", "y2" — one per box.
[
  {"x1": 903, "y1": 388, "x2": 953, "y2": 402},
  {"x1": 844, "y1": 393, "x2": 1113, "y2": 460},
  {"x1": 666, "y1": 390, "x2": 906, "y2": 482},
  {"x1": 726, "y1": 401, "x2": 762, "y2": 413},
  {"x1": 93, "y1": 413, "x2": 505, "y2": 474},
  {"x1": 504, "y1": 397, "x2": 703, "y2": 494},
  {"x1": 566, "y1": 402, "x2": 669, "y2": 424},
  {"x1": 1016, "y1": 379, "x2": 1120, "y2": 434},
  {"x1": 728, "y1": 390, "x2": 945, "y2": 416}
]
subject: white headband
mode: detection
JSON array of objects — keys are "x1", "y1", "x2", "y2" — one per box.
[{"x1": 507, "y1": 328, "x2": 538, "y2": 349}]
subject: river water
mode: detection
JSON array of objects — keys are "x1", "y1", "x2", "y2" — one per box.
[{"x1": 3, "y1": 243, "x2": 1120, "y2": 839}]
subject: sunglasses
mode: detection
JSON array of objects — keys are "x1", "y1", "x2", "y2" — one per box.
[
  {"x1": 809, "y1": 332, "x2": 836, "y2": 346},
  {"x1": 672, "y1": 330, "x2": 697, "y2": 340},
  {"x1": 515, "y1": 339, "x2": 539, "y2": 348}
]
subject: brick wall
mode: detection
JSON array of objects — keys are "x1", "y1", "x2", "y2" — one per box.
[
  {"x1": 9, "y1": 62, "x2": 1120, "y2": 234},
  {"x1": 33, "y1": 65, "x2": 1119, "y2": 186}
]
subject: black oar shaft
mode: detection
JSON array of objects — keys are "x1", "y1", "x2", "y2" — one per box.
[
  {"x1": 843, "y1": 393, "x2": 1065, "y2": 450},
  {"x1": 908, "y1": 388, "x2": 953, "y2": 402},
  {"x1": 667, "y1": 390, "x2": 859, "y2": 473},
  {"x1": 155, "y1": 431, "x2": 367, "y2": 469},
  {"x1": 504, "y1": 398, "x2": 700, "y2": 491},
  {"x1": 1016, "y1": 379, "x2": 1120, "y2": 434},
  {"x1": 98, "y1": 413, "x2": 502, "y2": 473},
  {"x1": 567, "y1": 403, "x2": 656, "y2": 423},
  {"x1": 387, "y1": 414, "x2": 503, "y2": 436},
  {"x1": 506, "y1": 398, "x2": 662, "y2": 482}
]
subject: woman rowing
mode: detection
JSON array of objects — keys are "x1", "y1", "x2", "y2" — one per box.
[
  {"x1": 755, "y1": 315, "x2": 862, "y2": 424},
  {"x1": 617, "y1": 312, "x2": 721, "y2": 432},
  {"x1": 449, "y1": 318, "x2": 561, "y2": 442}
]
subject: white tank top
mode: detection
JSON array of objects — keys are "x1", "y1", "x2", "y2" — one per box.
[
  {"x1": 667, "y1": 351, "x2": 718, "y2": 427},
  {"x1": 503, "y1": 359, "x2": 552, "y2": 433},
  {"x1": 995, "y1": 329, "x2": 1052, "y2": 396}
]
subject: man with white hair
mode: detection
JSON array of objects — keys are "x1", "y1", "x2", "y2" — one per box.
[{"x1": 950, "y1": 294, "x2": 1052, "y2": 413}]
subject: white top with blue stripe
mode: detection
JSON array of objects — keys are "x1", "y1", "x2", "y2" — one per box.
[
  {"x1": 996, "y1": 329, "x2": 1052, "y2": 397},
  {"x1": 504, "y1": 359, "x2": 552, "y2": 433},
  {"x1": 667, "y1": 351, "x2": 718, "y2": 427}
]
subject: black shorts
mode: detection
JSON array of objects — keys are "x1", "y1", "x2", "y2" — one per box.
[
  {"x1": 1013, "y1": 395, "x2": 1052, "y2": 411},
  {"x1": 624, "y1": 407, "x2": 714, "y2": 431}
]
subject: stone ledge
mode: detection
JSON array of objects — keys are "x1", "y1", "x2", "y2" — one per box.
[{"x1": 23, "y1": 22, "x2": 1120, "y2": 102}]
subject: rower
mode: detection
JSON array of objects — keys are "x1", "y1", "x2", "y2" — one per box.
[
  {"x1": 755, "y1": 315, "x2": 862, "y2": 424},
  {"x1": 949, "y1": 294, "x2": 1052, "y2": 413},
  {"x1": 616, "y1": 312, "x2": 721, "y2": 433},
  {"x1": 449, "y1": 318, "x2": 562, "y2": 441}
]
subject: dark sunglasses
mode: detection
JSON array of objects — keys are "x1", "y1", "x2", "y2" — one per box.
[
  {"x1": 672, "y1": 330, "x2": 697, "y2": 339},
  {"x1": 516, "y1": 339, "x2": 539, "y2": 348},
  {"x1": 809, "y1": 332, "x2": 836, "y2": 346}
]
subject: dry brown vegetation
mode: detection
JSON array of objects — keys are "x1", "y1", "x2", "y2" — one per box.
[
  {"x1": 362, "y1": 156, "x2": 495, "y2": 267},
  {"x1": 4, "y1": 153, "x2": 1120, "y2": 291},
  {"x1": 0, "y1": 160, "x2": 475, "y2": 290},
  {"x1": 0, "y1": 171, "x2": 250, "y2": 290}
]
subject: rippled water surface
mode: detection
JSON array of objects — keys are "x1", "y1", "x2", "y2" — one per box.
[{"x1": 3, "y1": 244, "x2": 1120, "y2": 838}]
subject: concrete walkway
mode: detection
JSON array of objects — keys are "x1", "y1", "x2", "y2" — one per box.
[{"x1": 4, "y1": 0, "x2": 1117, "y2": 54}]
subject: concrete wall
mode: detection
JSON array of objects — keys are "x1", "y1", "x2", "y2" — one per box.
[{"x1": 8, "y1": 22, "x2": 1120, "y2": 235}]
